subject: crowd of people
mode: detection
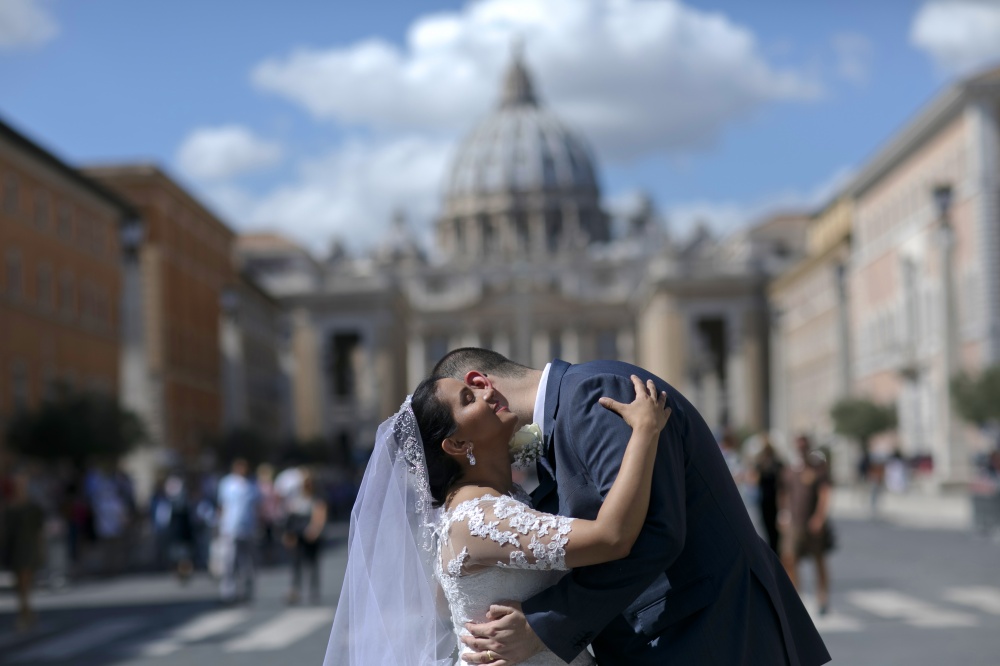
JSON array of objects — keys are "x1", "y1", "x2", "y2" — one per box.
[
  {"x1": 719, "y1": 431, "x2": 835, "y2": 615},
  {"x1": 150, "y1": 458, "x2": 334, "y2": 605},
  {"x1": 1, "y1": 453, "x2": 354, "y2": 634}
]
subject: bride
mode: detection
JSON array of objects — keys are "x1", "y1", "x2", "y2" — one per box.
[{"x1": 325, "y1": 374, "x2": 670, "y2": 665}]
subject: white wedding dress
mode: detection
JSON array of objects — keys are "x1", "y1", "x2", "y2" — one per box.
[{"x1": 435, "y1": 487, "x2": 596, "y2": 666}]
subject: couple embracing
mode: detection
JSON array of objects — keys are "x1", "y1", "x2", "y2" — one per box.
[{"x1": 326, "y1": 349, "x2": 830, "y2": 665}]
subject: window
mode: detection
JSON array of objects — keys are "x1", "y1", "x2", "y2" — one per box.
[
  {"x1": 34, "y1": 191, "x2": 50, "y2": 230},
  {"x1": 57, "y1": 204, "x2": 73, "y2": 239},
  {"x1": 37, "y1": 263, "x2": 52, "y2": 310},
  {"x1": 3, "y1": 173, "x2": 18, "y2": 214},
  {"x1": 5, "y1": 249, "x2": 22, "y2": 298},
  {"x1": 60, "y1": 271, "x2": 75, "y2": 317},
  {"x1": 327, "y1": 332, "x2": 362, "y2": 398}
]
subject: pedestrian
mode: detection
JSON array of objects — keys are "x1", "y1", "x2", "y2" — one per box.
[
  {"x1": 885, "y1": 448, "x2": 908, "y2": 494},
  {"x1": 216, "y1": 458, "x2": 260, "y2": 603},
  {"x1": 84, "y1": 462, "x2": 128, "y2": 576},
  {"x1": 164, "y1": 474, "x2": 196, "y2": 583},
  {"x1": 283, "y1": 469, "x2": 327, "y2": 605},
  {"x1": 753, "y1": 433, "x2": 784, "y2": 554},
  {"x1": 1, "y1": 471, "x2": 46, "y2": 632},
  {"x1": 779, "y1": 434, "x2": 835, "y2": 615},
  {"x1": 256, "y1": 463, "x2": 284, "y2": 566}
]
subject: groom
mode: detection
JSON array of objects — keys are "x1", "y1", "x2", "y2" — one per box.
[{"x1": 432, "y1": 348, "x2": 830, "y2": 666}]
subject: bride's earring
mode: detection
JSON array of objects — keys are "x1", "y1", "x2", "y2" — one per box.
[{"x1": 466, "y1": 443, "x2": 476, "y2": 466}]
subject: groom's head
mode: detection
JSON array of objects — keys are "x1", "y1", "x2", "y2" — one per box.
[{"x1": 432, "y1": 347, "x2": 531, "y2": 382}]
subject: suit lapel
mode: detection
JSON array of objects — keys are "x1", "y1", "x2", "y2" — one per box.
[{"x1": 530, "y1": 360, "x2": 570, "y2": 509}]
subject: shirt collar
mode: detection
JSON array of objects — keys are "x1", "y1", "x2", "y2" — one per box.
[{"x1": 532, "y1": 362, "x2": 551, "y2": 437}]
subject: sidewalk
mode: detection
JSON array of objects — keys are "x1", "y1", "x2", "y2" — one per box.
[{"x1": 832, "y1": 486, "x2": 972, "y2": 530}]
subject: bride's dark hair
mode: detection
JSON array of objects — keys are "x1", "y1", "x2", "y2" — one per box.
[{"x1": 411, "y1": 376, "x2": 463, "y2": 508}]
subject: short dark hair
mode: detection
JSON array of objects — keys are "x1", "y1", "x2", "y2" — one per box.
[
  {"x1": 411, "y1": 376, "x2": 463, "y2": 508},
  {"x1": 432, "y1": 347, "x2": 530, "y2": 381}
]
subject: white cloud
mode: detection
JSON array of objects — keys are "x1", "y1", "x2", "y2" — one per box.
[
  {"x1": 832, "y1": 33, "x2": 873, "y2": 85},
  {"x1": 196, "y1": 135, "x2": 452, "y2": 253},
  {"x1": 252, "y1": 0, "x2": 822, "y2": 161},
  {"x1": 911, "y1": 0, "x2": 1000, "y2": 74},
  {"x1": 0, "y1": 0, "x2": 58, "y2": 49},
  {"x1": 176, "y1": 125, "x2": 283, "y2": 180},
  {"x1": 666, "y1": 165, "x2": 854, "y2": 236}
]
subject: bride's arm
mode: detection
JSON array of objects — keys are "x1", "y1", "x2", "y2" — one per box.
[
  {"x1": 562, "y1": 375, "x2": 669, "y2": 568},
  {"x1": 444, "y1": 375, "x2": 669, "y2": 573}
]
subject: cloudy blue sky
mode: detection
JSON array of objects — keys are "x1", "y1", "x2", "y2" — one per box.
[{"x1": 2, "y1": 0, "x2": 1000, "y2": 252}]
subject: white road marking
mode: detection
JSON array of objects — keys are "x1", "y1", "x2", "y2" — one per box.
[
  {"x1": 848, "y1": 590, "x2": 979, "y2": 628},
  {"x1": 137, "y1": 608, "x2": 250, "y2": 657},
  {"x1": 943, "y1": 586, "x2": 1000, "y2": 615},
  {"x1": 799, "y1": 594, "x2": 863, "y2": 632},
  {"x1": 8, "y1": 617, "x2": 146, "y2": 662},
  {"x1": 223, "y1": 608, "x2": 334, "y2": 652}
]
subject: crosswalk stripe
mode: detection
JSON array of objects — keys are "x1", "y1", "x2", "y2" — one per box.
[
  {"x1": 799, "y1": 594, "x2": 863, "y2": 632},
  {"x1": 847, "y1": 590, "x2": 979, "y2": 628},
  {"x1": 7, "y1": 617, "x2": 146, "y2": 662},
  {"x1": 943, "y1": 586, "x2": 1000, "y2": 615},
  {"x1": 223, "y1": 608, "x2": 334, "y2": 652},
  {"x1": 136, "y1": 608, "x2": 250, "y2": 657}
]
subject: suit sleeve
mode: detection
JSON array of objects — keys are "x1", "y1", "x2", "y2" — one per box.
[{"x1": 521, "y1": 374, "x2": 689, "y2": 662}]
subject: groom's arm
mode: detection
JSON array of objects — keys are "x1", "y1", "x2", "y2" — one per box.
[{"x1": 524, "y1": 374, "x2": 688, "y2": 663}]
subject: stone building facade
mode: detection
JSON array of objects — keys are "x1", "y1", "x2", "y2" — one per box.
[
  {"x1": 847, "y1": 66, "x2": 1000, "y2": 482},
  {"x1": 769, "y1": 199, "x2": 852, "y2": 455},
  {"x1": 241, "y1": 54, "x2": 804, "y2": 460},
  {"x1": 769, "y1": 65, "x2": 1000, "y2": 483}
]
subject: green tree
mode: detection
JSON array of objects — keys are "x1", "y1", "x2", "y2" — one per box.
[
  {"x1": 951, "y1": 365, "x2": 1000, "y2": 426},
  {"x1": 5, "y1": 390, "x2": 146, "y2": 464},
  {"x1": 830, "y1": 397, "x2": 898, "y2": 454}
]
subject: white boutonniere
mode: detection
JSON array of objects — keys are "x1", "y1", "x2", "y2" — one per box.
[{"x1": 509, "y1": 423, "x2": 544, "y2": 469}]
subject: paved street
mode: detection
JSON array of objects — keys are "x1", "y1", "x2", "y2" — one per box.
[
  {"x1": 2, "y1": 512, "x2": 1000, "y2": 665},
  {"x1": 0, "y1": 545, "x2": 349, "y2": 666}
]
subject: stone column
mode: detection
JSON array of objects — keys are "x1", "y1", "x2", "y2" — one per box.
[
  {"x1": 532, "y1": 329, "x2": 551, "y2": 367},
  {"x1": 407, "y1": 333, "x2": 426, "y2": 394},
  {"x1": 725, "y1": 310, "x2": 747, "y2": 428},
  {"x1": 493, "y1": 331, "x2": 512, "y2": 358},
  {"x1": 617, "y1": 327, "x2": 636, "y2": 365},
  {"x1": 561, "y1": 328, "x2": 580, "y2": 364},
  {"x1": 562, "y1": 202, "x2": 581, "y2": 248},
  {"x1": 936, "y1": 215, "x2": 967, "y2": 483},
  {"x1": 966, "y1": 99, "x2": 1000, "y2": 364}
]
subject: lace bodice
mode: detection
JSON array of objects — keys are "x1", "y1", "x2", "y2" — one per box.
[{"x1": 435, "y1": 487, "x2": 595, "y2": 666}]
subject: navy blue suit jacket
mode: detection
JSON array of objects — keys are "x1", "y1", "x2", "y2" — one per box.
[{"x1": 522, "y1": 360, "x2": 830, "y2": 665}]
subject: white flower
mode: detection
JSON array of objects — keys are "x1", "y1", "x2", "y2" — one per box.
[{"x1": 509, "y1": 423, "x2": 544, "y2": 469}]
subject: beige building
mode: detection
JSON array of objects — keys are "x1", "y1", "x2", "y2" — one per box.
[
  {"x1": 847, "y1": 66, "x2": 1000, "y2": 482},
  {"x1": 240, "y1": 54, "x2": 805, "y2": 459},
  {"x1": 769, "y1": 200, "x2": 852, "y2": 454}
]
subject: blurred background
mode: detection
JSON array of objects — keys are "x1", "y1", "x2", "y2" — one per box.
[{"x1": 2, "y1": 0, "x2": 1000, "y2": 664}]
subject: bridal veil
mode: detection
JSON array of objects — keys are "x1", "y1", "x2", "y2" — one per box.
[{"x1": 324, "y1": 398, "x2": 455, "y2": 665}]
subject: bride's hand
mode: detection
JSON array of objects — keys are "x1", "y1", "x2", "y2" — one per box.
[{"x1": 599, "y1": 375, "x2": 671, "y2": 435}]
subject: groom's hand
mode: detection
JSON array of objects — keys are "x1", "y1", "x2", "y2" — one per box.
[{"x1": 461, "y1": 602, "x2": 545, "y2": 665}]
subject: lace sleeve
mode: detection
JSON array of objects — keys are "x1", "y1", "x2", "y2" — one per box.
[{"x1": 440, "y1": 494, "x2": 575, "y2": 576}]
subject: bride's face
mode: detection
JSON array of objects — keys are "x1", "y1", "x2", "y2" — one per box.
[{"x1": 435, "y1": 377, "x2": 519, "y2": 449}]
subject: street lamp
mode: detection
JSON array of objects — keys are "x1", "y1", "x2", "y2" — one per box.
[
  {"x1": 933, "y1": 184, "x2": 953, "y2": 221},
  {"x1": 119, "y1": 216, "x2": 144, "y2": 259},
  {"x1": 220, "y1": 286, "x2": 240, "y2": 315}
]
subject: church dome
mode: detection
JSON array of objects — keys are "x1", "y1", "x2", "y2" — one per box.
[
  {"x1": 437, "y1": 51, "x2": 609, "y2": 263},
  {"x1": 445, "y1": 55, "x2": 598, "y2": 199}
]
